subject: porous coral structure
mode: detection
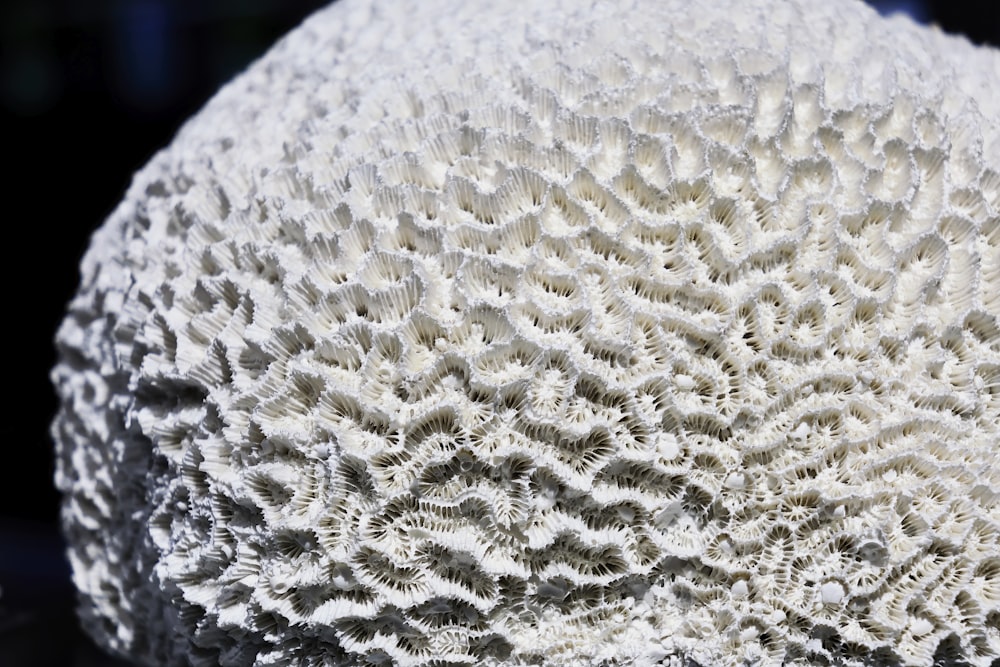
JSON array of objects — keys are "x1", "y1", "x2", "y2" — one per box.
[{"x1": 52, "y1": 0, "x2": 1000, "y2": 665}]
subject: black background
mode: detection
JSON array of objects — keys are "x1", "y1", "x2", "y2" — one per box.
[{"x1": 1, "y1": 0, "x2": 996, "y2": 664}]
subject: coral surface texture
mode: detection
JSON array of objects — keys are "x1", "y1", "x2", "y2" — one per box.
[{"x1": 52, "y1": 0, "x2": 1000, "y2": 665}]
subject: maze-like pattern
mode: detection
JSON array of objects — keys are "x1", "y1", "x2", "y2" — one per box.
[{"x1": 53, "y1": 0, "x2": 999, "y2": 665}]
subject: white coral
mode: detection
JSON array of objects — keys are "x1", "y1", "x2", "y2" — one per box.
[{"x1": 52, "y1": 0, "x2": 1000, "y2": 665}]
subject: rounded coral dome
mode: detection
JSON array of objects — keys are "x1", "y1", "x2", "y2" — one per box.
[{"x1": 52, "y1": 0, "x2": 1000, "y2": 665}]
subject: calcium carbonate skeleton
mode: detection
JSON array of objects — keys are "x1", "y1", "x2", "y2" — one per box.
[{"x1": 52, "y1": 0, "x2": 999, "y2": 665}]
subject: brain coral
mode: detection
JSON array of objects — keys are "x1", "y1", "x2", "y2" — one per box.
[{"x1": 51, "y1": 0, "x2": 1000, "y2": 665}]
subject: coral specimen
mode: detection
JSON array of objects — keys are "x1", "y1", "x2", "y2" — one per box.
[{"x1": 52, "y1": 0, "x2": 999, "y2": 665}]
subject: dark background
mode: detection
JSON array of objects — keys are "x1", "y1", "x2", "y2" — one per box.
[{"x1": 0, "y1": 0, "x2": 996, "y2": 664}]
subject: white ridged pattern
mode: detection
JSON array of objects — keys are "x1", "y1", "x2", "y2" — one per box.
[{"x1": 52, "y1": 0, "x2": 999, "y2": 665}]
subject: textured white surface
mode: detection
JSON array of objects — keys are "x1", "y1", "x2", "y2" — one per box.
[{"x1": 52, "y1": 0, "x2": 1000, "y2": 665}]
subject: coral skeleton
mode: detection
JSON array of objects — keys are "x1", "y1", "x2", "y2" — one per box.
[{"x1": 52, "y1": 0, "x2": 999, "y2": 665}]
